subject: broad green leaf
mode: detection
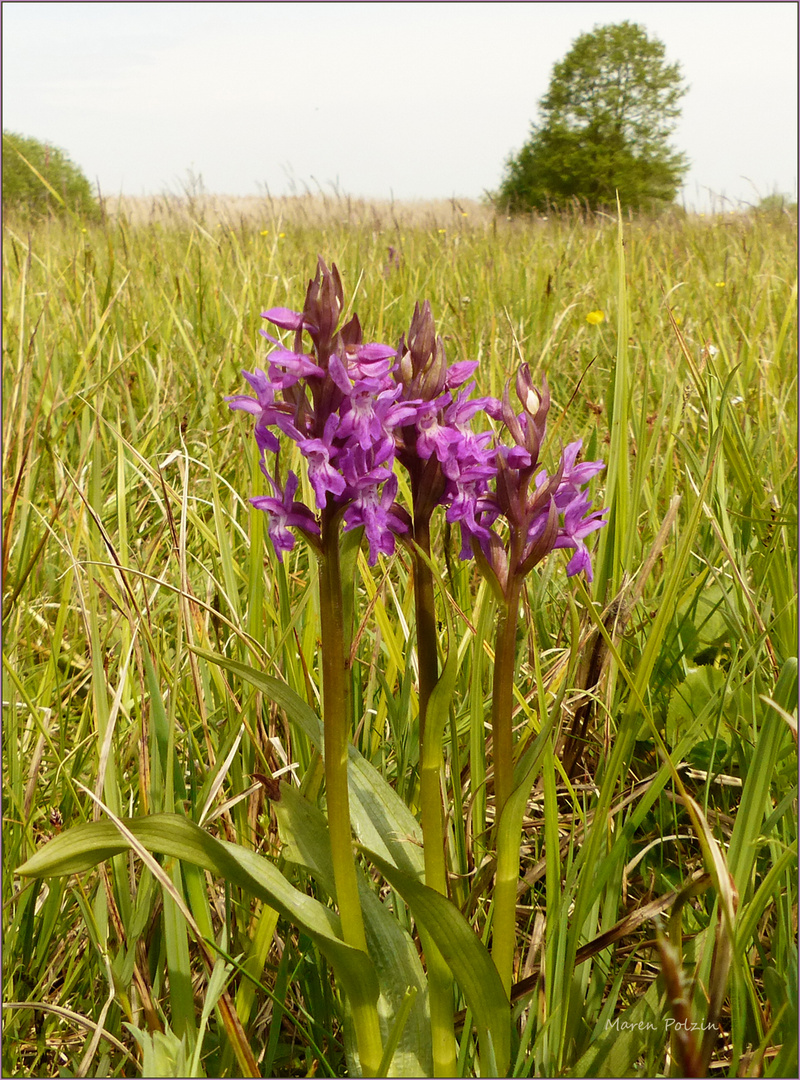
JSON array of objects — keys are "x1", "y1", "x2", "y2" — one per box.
[
  {"x1": 675, "y1": 580, "x2": 730, "y2": 661},
  {"x1": 378, "y1": 988, "x2": 420, "y2": 1079},
  {"x1": 666, "y1": 664, "x2": 731, "y2": 748},
  {"x1": 361, "y1": 848, "x2": 511, "y2": 1078},
  {"x1": 190, "y1": 649, "x2": 425, "y2": 880},
  {"x1": 17, "y1": 813, "x2": 380, "y2": 1027},
  {"x1": 234, "y1": 901, "x2": 279, "y2": 1032},
  {"x1": 163, "y1": 863, "x2": 197, "y2": 1044},
  {"x1": 276, "y1": 784, "x2": 432, "y2": 1078}
]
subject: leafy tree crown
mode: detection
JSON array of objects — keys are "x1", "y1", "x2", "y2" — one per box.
[{"x1": 495, "y1": 22, "x2": 689, "y2": 214}]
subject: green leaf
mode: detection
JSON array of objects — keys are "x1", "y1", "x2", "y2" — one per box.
[
  {"x1": 18, "y1": 813, "x2": 380, "y2": 1028},
  {"x1": 276, "y1": 784, "x2": 432, "y2": 1078},
  {"x1": 189, "y1": 948, "x2": 234, "y2": 1078},
  {"x1": 728, "y1": 658, "x2": 797, "y2": 896},
  {"x1": 666, "y1": 664, "x2": 731, "y2": 748},
  {"x1": 190, "y1": 649, "x2": 425, "y2": 880},
  {"x1": 163, "y1": 863, "x2": 197, "y2": 1044},
  {"x1": 675, "y1": 580, "x2": 730, "y2": 662},
  {"x1": 361, "y1": 848, "x2": 511, "y2": 1077},
  {"x1": 378, "y1": 988, "x2": 420, "y2": 1080},
  {"x1": 125, "y1": 1026, "x2": 191, "y2": 1079}
]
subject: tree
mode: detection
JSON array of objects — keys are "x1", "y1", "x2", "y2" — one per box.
[
  {"x1": 3, "y1": 131, "x2": 99, "y2": 219},
  {"x1": 495, "y1": 22, "x2": 689, "y2": 214},
  {"x1": 755, "y1": 191, "x2": 797, "y2": 216}
]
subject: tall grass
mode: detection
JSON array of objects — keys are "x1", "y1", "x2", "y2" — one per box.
[{"x1": 3, "y1": 195, "x2": 797, "y2": 1077}]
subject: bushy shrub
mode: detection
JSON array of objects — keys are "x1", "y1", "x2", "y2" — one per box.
[
  {"x1": 3, "y1": 131, "x2": 99, "y2": 220},
  {"x1": 755, "y1": 192, "x2": 797, "y2": 216}
]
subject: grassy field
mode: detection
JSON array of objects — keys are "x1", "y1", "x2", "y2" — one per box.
[{"x1": 3, "y1": 195, "x2": 797, "y2": 1078}]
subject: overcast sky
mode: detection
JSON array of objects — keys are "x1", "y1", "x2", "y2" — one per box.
[{"x1": 2, "y1": 1, "x2": 797, "y2": 210}]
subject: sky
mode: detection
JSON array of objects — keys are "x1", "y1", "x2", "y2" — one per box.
[{"x1": 2, "y1": 1, "x2": 797, "y2": 210}]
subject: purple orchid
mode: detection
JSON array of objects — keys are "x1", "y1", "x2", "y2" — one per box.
[
  {"x1": 456, "y1": 365, "x2": 606, "y2": 591},
  {"x1": 249, "y1": 471, "x2": 320, "y2": 561},
  {"x1": 340, "y1": 342, "x2": 398, "y2": 382},
  {"x1": 444, "y1": 360, "x2": 480, "y2": 389},
  {"x1": 262, "y1": 344, "x2": 325, "y2": 389},
  {"x1": 230, "y1": 263, "x2": 605, "y2": 584},
  {"x1": 343, "y1": 472, "x2": 410, "y2": 566},
  {"x1": 229, "y1": 260, "x2": 423, "y2": 564},
  {"x1": 553, "y1": 488, "x2": 609, "y2": 581},
  {"x1": 296, "y1": 413, "x2": 347, "y2": 509},
  {"x1": 551, "y1": 440, "x2": 606, "y2": 502},
  {"x1": 413, "y1": 398, "x2": 462, "y2": 462},
  {"x1": 331, "y1": 364, "x2": 401, "y2": 450},
  {"x1": 226, "y1": 368, "x2": 282, "y2": 454}
]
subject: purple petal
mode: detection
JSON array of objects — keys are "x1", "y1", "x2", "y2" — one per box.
[
  {"x1": 566, "y1": 546, "x2": 593, "y2": 580},
  {"x1": 444, "y1": 361, "x2": 480, "y2": 389},
  {"x1": 226, "y1": 394, "x2": 262, "y2": 416},
  {"x1": 357, "y1": 343, "x2": 397, "y2": 363},
  {"x1": 262, "y1": 307, "x2": 316, "y2": 332}
]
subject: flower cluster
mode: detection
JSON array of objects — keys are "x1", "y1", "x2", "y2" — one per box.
[
  {"x1": 464, "y1": 366, "x2": 608, "y2": 592},
  {"x1": 227, "y1": 262, "x2": 420, "y2": 564},
  {"x1": 392, "y1": 300, "x2": 502, "y2": 542},
  {"x1": 228, "y1": 260, "x2": 606, "y2": 581}
]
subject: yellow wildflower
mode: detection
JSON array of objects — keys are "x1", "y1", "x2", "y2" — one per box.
[{"x1": 586, "y1": 310, "x2": 605, "y2": 325}]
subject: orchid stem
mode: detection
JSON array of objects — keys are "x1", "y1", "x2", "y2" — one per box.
[
  {"x1": 414, "y1": 520, "x2": 458, "y2": 1078},
  {"x1": 318, "y1": 518, "x2": 383, "y2": 1076},
  {"x1": 490, "y1": 574, "x2": 523, "y2": 997},
  {"x1": 492, "y1": 577, "x2": 522, "y2": 829}
]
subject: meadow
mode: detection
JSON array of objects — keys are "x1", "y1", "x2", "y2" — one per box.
[{"x1": 2, "y1": 193, "x2": 797, "y2": 1078}]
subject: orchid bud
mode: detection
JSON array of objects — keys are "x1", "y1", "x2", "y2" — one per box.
[
  {"x1": 407, "y1": 301, "x2": 436, "y2": 372},
  {"x1": 419, "y1": 337, "x2": 448, "y2": 399},
  {"x1": 517, "y1": 367, "x2": 542, "y2": 416},
  {"x1": 339, "y1": 313, "x2": 362, "y2": 349},
  {"x1": 501, "y1": 380, "x2": 526, "y2": 446},
  {"x1": 314, "y1": 259, "x2": 343, "y2": 345},
  {"x1": 511, "y1": 366, "x2": 549, "y2": 465},
  {"x1": 397, "y1": 335, "x2": 415, "y2": 385}
]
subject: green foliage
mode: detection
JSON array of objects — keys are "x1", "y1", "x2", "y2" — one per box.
[
  {"x1": 756, "y1": 191, "x2": 798, "y2": 216},
  {"x1": 125, "y1": 1027, "x2": 192, "y2": 1079},
  {"x1": 2, "y1": 198, "x2": 797, "y2": 1077},
  {"x1": 496, "y1": 22, "x2": 689, "y2": 213},
  {"x1": 3, "y1": 130, "x2": 99, "y2": 220}
]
